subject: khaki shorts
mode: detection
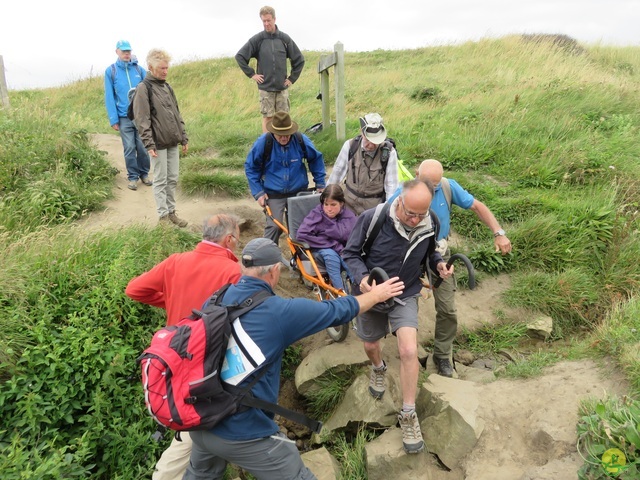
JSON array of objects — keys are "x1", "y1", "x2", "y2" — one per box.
[
  {"x1": 355, "y1": 296, "x2": 419, "y2": 342},
  {"x1": 260, "y1": 89, "x2": 290, "y2": 117}
]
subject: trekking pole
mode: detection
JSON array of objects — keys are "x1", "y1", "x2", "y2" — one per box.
[{"x1": 433, "y1": 253, "x2": 476, "y2": 290}]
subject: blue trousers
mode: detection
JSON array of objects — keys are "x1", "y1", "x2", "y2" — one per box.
[
  {"x1": 119, "y1": 117, "x2": 150, "y2": 181},
  {"x1": 314, "y1": 248, "x2": 352, "y2": 290}
]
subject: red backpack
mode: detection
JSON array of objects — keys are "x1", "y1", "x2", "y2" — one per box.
[{"x1": 138, "y1": 284, "x2": 322, "y2": 433}]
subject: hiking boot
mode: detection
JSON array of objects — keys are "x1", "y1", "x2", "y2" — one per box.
[
  {"x1": 168, "y1": 212, "x2": 188, "y2": 228},
  {"x1": 368, "y1": 361, "x2": 387, "y2": 399},
  {"x1": 141, "y1": 176, "x2": 153, "y2": 186},
  {"x1": 434, "y1": 356, "x2": 454, "y2": 378},
  {"x1": 398, "y1": 410, "x2": 425, "y2": 454},
  {"x1": 127, "y1": 180, "x2": 138, "y2": 191}
]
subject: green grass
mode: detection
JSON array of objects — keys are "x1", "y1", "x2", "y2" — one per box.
[
  {"x1": 305, "y1": 366, "x2": 361, "y2": 421},
  {"x1": 327, "y1": 429, "x2": 376, "y2": 480}
]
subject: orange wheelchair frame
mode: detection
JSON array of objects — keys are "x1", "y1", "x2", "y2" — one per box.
[{"x1": 264, "y1": 193, "x2": 352, "y2": 342}]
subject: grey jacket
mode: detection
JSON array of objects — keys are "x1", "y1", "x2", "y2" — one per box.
[
  {"x1": 133, "y1": 74, "x2": 188, "y2": 151},
  {"x1": 235, "y1": 27, "x2": 305, "y2": 92}
]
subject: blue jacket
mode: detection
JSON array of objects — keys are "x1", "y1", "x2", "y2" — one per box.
[
  {"x1": 104, "y1": 57, "x2": 146, "y2": 126},
  {"x1": 245, "y1": 133, "x2": 326, "y2": 199},
  {"x1": 212, "y1": 276, "x2": 359, "y2": 440}
]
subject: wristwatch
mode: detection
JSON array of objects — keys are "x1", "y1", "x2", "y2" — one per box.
[{"x1": 494, "y1": 229, "x2": 506, "y2": 237}]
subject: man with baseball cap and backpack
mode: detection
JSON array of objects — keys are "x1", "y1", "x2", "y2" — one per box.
[
  {"x1": 184, "y1": 237, "x2": 404, "y2": 479},
  {"x1": 104, "y1": 40, "x2": 151, "y2": 191}
]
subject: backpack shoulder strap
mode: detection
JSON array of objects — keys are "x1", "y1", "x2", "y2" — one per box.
[
  {"x1": 293, "y1": 131, "x2": 307, "y2": 160},
  {"x1": 348, "y1": 135, "x2": 362, "y2": 161},
  {"x1": 141, "y1": 78, "x2": 156, "y2": 116},
  {"x1": 262, "y1": 134, "x2": 274, "y2": 168},
  {"x1": 135, "y1": 64, "x2": 142, "y2": 77},
  {"x1": 361, "y1": 202, "x2": 390, "y2": 258},
  {"x1": 440, "y1": 177, "x2": 452, "y2": 210},
  {"x1": 110, "y1": 64, "x2": 116, "y2": 83}
]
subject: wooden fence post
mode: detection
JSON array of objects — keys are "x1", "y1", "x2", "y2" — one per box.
[
  {"x1": 333, "y1": 42, "x2": 345, "y2": 141},
  {"x1": 317, "y1": 42, "x2": 346, "y2": 141},
  {"x1": 0, "y1": 56, "x2": 10, "y2": 108}
]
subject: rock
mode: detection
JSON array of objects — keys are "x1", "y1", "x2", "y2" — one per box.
[
  {"x1": 454, "y1": 349, "x2": 476, "y2": 365},
  {"x1": 470, "y1": 358, "x2": 495, "y2": 370},
  {"x1": 527, "y1": 315, "x2": 553, "y2": 339},
  {"x1": 295, "y1": 342, "x2": 370, "y2": 395},
  {"x1": 417, "y1": 375, "x2": 484, "y2": 469},
  {"x1": 456, "y1": 363, "x2": 496, "y2": 383},
  {"x1": 302, "y1": 446, "x2": 341, "y2": 480},
  {"x1": 366, "y1": 428, "x2": 464, "y2": 479},
  {"x1": 320, "y1": 374, "x2": 401, "y2": 435}
]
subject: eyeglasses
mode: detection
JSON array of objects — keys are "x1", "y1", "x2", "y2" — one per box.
[{"x1": 400, "y1": 197, "x2": 428, "y2": 220}]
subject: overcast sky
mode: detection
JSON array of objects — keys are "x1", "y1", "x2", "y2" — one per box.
[{"x1": 1, "y1": 0, "x2": 638, "y2": 90}]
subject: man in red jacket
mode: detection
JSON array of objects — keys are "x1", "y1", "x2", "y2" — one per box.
[{"x1": 126, "y1": 213, "x2": 242, "y2": 479}]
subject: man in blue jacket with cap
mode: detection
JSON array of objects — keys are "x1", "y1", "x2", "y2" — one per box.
[
  {"x1": 104, "y1": 39, "x2": 151, "y2": 191},
  {"x1": 184, "y1": 237, "x2": 404, "y2": 479}
]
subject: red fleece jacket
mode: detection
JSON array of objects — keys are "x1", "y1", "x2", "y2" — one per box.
[{"x1": 125, "y1": 241, "x2": 242, "y2": 325}]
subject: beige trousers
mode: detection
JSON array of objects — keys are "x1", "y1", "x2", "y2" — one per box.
[{"x1": 152, "y1": 431, "x2": 192, "y2": 480}]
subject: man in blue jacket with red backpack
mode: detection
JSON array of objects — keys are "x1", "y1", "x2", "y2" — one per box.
[
  {"x1": 183, "y1": 237, "x2": 404, "y2": 480},
  {"x1": 244, "y1": 111, "x2": 326, "y2": 245},
  {"x1": 104, "y1": 39, "x2": 151, "y2": 191}
]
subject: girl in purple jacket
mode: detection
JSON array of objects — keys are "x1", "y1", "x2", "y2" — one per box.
[{"x1": 296, "y1": 185, "x2": 357, "y2": 290}]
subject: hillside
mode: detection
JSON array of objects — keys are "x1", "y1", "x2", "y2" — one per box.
[{"x1": 2, "y1": 36, "x2": 639, "y2": 479}]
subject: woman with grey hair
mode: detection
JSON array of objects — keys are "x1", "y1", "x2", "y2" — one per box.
[{"x1": 133, "y1": 48, "x2": 189, "y2": 227}]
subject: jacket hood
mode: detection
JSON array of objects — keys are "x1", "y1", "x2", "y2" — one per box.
[{"x1": 116, "y1": 56, "x2": 140, "y2": 69}]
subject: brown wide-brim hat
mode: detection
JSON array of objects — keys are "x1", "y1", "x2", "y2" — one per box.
[{"x1": 266, "y1": 111, "x2": 299, "y2": 136}]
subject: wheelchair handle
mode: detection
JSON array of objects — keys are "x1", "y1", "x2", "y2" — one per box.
[{"x1": 433, "y1": 253, "x2": 476, "y2": 290}]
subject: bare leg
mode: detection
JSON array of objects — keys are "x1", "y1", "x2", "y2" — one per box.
[{"x1": 396, "y1": 326, "x2": 419, "y2": 405}]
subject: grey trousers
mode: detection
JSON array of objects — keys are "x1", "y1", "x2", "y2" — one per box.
[
  {"x1": 152, "y1": 146, "x2": 179, "y2": 218},
  {"x1": 264, "y1": 197, "x2": 287, "y2": 244},
  {"x1": 183, "y1": 431, "x2": 316, "y2": 480}
]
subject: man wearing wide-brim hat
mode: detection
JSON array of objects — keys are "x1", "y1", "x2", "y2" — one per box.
[
  {"x1": 245, "y1": 111, "x2": 326, "y2": 244},
  {"x1": 328, "y1": 112, "x2": 399, "y2": 215}
]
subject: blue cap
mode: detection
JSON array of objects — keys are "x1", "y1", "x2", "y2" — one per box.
[{"x1": 116, "y1": 40, "x2": 132, "y2": 51}]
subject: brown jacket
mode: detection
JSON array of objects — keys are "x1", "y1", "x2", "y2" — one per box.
[{"x1": 133, "y1": 74, "x2": 188, "y2": 151}]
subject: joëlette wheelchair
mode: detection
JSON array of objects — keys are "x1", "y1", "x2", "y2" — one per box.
[{"x1": 264, "y1": 193, "x2": 353, "y2": 342}]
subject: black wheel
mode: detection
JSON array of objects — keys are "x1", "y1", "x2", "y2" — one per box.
[{"x1": 324, "y1": 271, "x2": 352, "y2": 342}]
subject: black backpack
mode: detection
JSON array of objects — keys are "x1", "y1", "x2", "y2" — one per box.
[
  {"x1": 137, "y1": 284, "x2": 322, "y2": 433},
  {"x1": 262, "y1": 131, "x2": 308, "y2": 165}
]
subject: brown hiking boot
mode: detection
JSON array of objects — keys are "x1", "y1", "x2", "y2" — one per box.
[{"x1": 168, "y1": 212, "x2": 188, "y2": 228}]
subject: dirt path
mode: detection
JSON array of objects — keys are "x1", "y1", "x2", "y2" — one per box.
[{"x1": 87, "y1": 133, "x2": 629, "y2": 479}]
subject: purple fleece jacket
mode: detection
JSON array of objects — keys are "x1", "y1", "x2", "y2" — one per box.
[{"x1": 295, "y1": 204, "x2": 357, "y2": 253}]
